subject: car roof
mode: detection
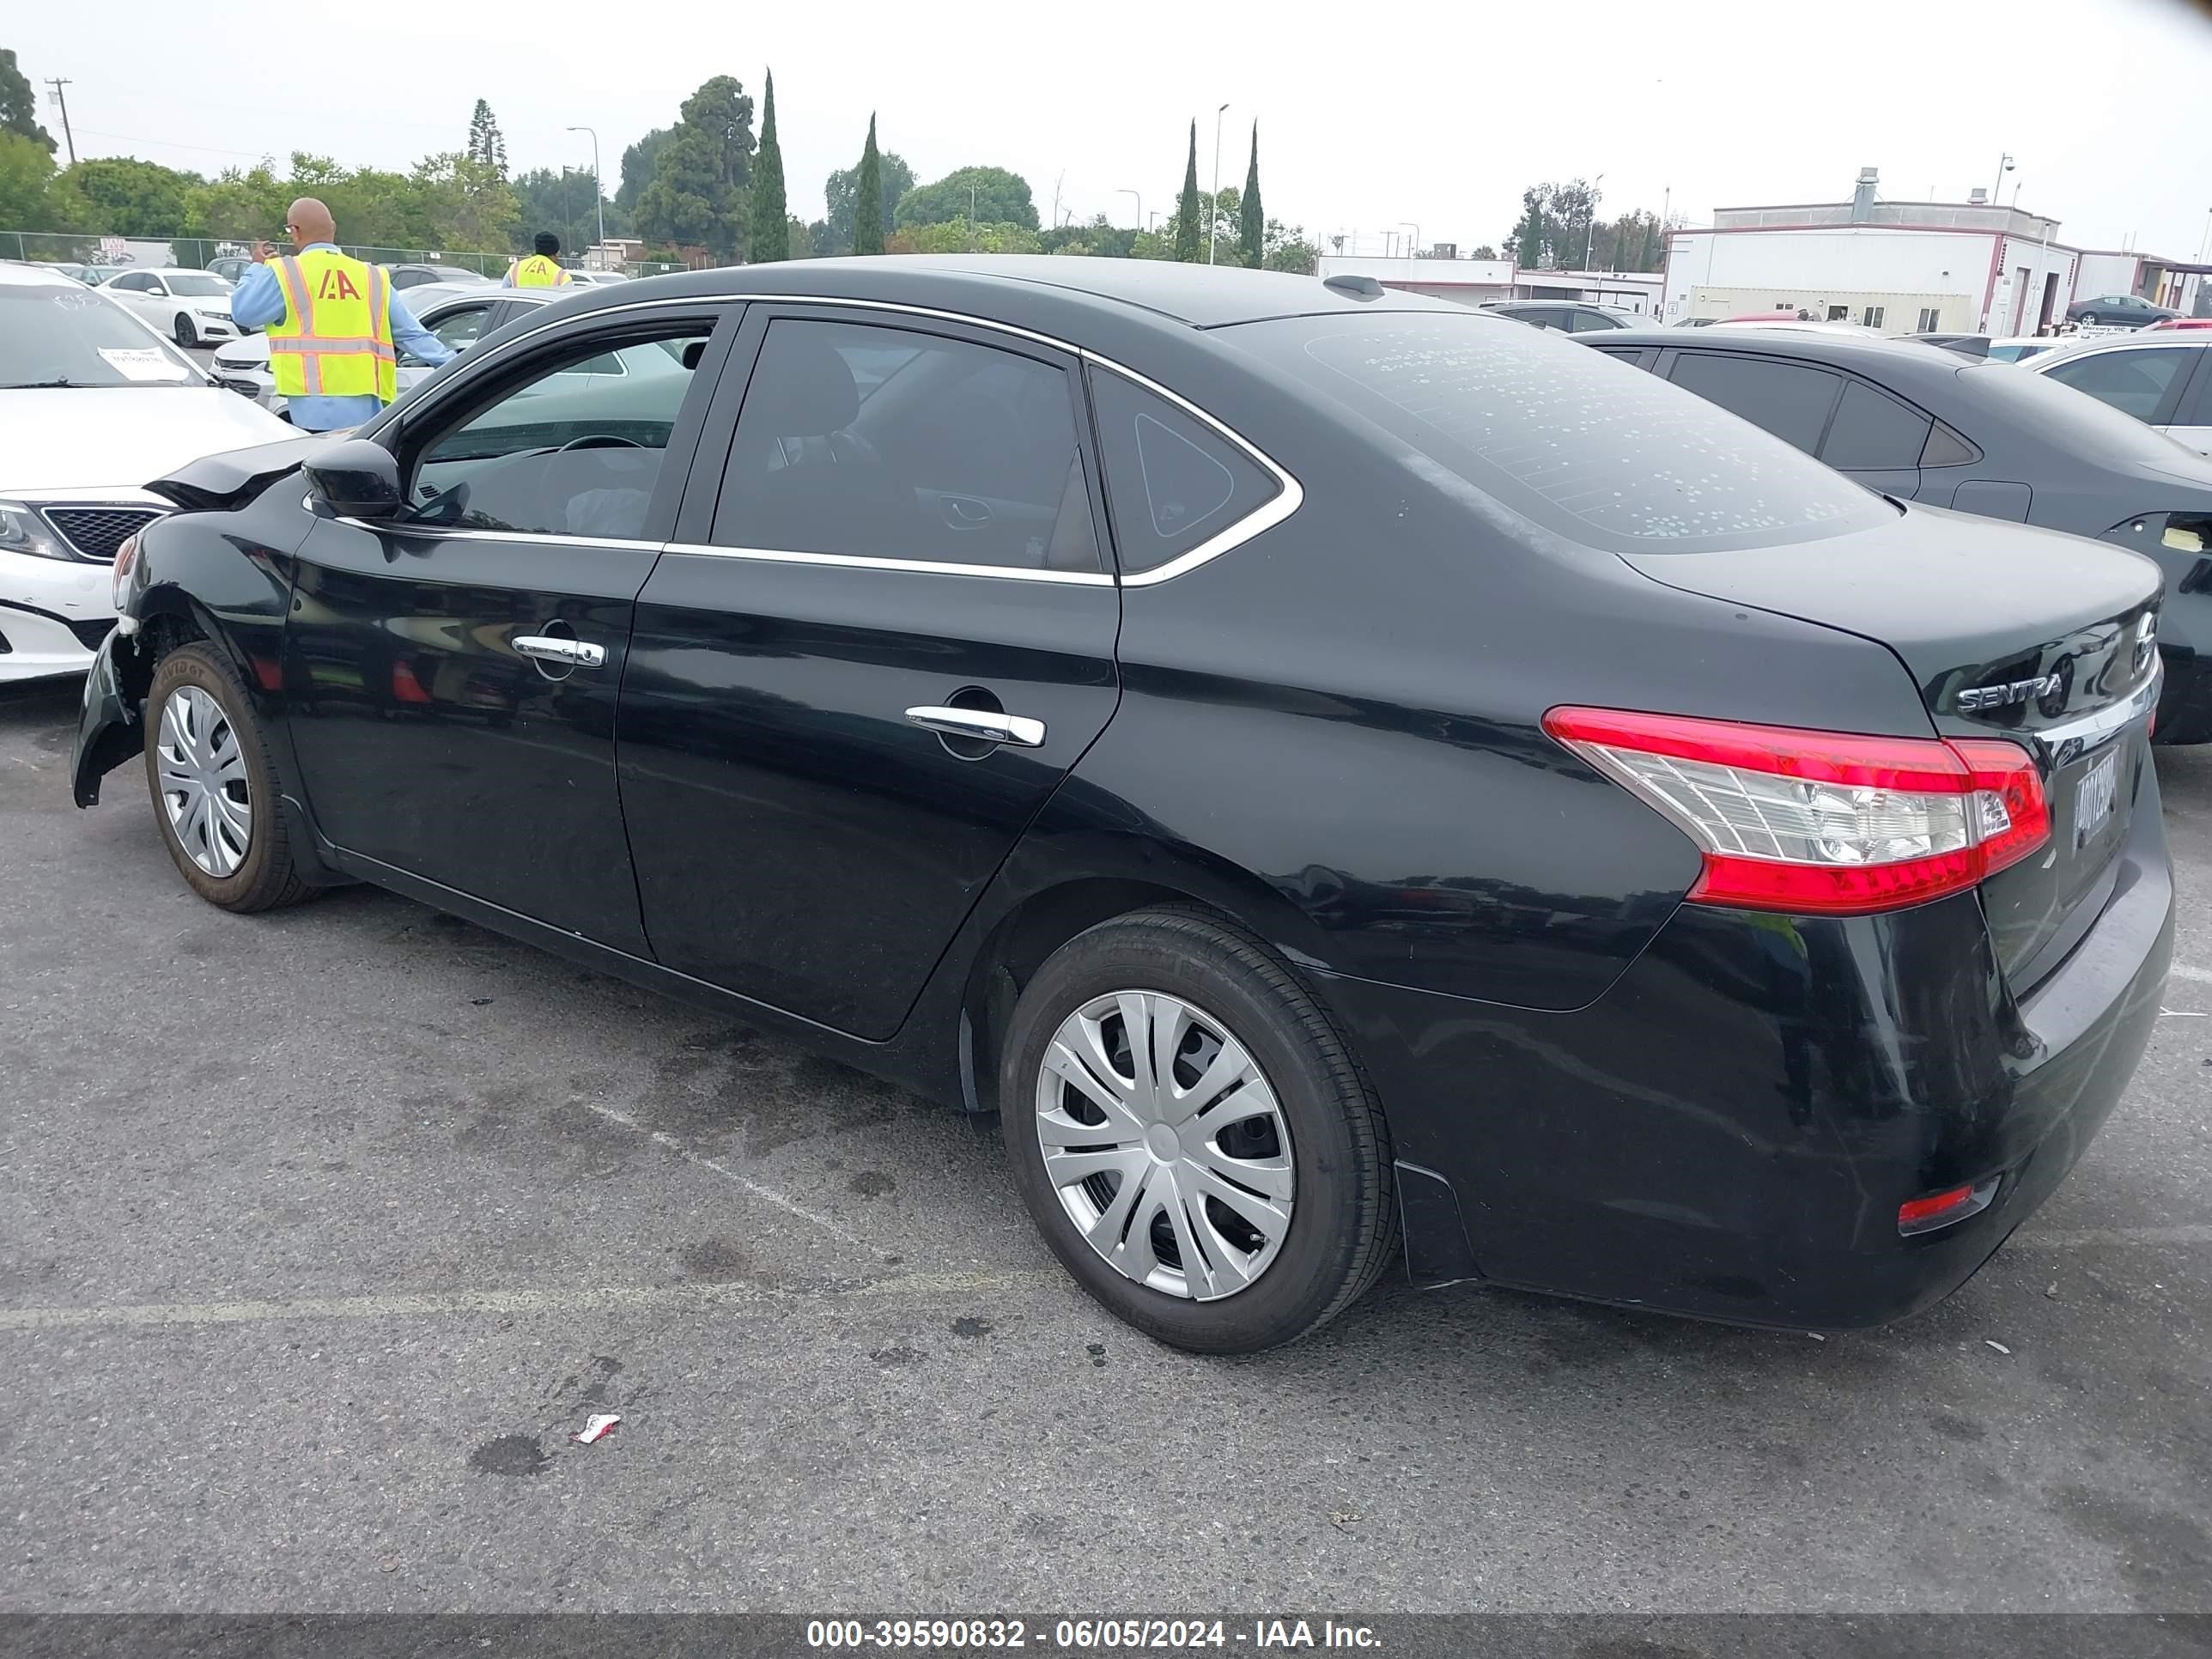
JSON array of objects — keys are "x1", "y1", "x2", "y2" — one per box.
[
  {"x1": 2032, "y1": 331, "x2": 2207, "y2": 355},
  {"x1": 0, "y1": 261, "x2": 78, "y2": 288},
  {"x1": 543, "y1": 255, "x2": 1469, "y2": 333}
]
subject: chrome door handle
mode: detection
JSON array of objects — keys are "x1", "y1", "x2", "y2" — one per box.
[
  {"x1": 905, "y1": 705, "x2": 1047, "y2": 748},
  {"x1": 514, "y1": 635, "x2": 606, "y2": 669}
]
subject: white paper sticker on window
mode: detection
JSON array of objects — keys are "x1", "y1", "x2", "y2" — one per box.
[{"x1": 98, "y1": 347, "x2": 191, "y2": 382}]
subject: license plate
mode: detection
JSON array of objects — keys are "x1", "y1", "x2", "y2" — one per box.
[{"x1": 2074, "y1": 750, "x2": 2118, "y2": 849}]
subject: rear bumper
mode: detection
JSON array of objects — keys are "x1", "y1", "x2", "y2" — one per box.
[{"x1": 1322, "y1": 748, "x2": 2172, "y2": 1330}]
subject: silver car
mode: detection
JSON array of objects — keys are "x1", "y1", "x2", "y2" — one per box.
[{"x1": 2026, "y1": 332, "x2": 2212, "y2": 455}]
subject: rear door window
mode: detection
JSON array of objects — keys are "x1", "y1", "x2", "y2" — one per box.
[
  {"x1": 2041, "y1": 348, "x2": 2192, "y2": 422},
  {"x1": 1226, "y1": 310, "x2": 1887, "y2": 555},
  {"x1": 1819, "y1": 380, "x2": 1933, "y2": 470},
  {"x1": 1666, "y1": 352, "x2": 1843, "y2": 454},
  {"x1": 712, "y1": 317, "x2": 1101, "y2": 574},
  {"x1": 1087, "y1": 368, "x2": 1283, "y2": 575}
]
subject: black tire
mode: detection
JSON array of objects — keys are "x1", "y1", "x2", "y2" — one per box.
[
  {"x1": 143, "y1": 642, "x2": 315, "y2": 913},
  {"x1": 1000, "y1": 907, "x2": 1396, "y2": 1354},
  {"x1": 173, "y1": 312, "x2": 198, "y2": 348},
  {"x1": 2076, "y1": 312, "x2": 2099, "y2": 328}
]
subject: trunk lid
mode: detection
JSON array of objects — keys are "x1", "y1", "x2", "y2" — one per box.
[{"x1": 1623, "y1": 504, "x2": 2164, "y2": 988}]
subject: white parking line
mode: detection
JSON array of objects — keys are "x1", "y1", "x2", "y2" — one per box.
[
  {"x1": 2010, "y1": 1224, "x2": 2212, "y2": 1250},
  {"x1": 2168, "y1": 963, "x2": 2212, "y2": 985},
  {"x1": 576, "y1": 1098, "x2": 879, "y2": 1255},
  {"x1": 0, "y1": 1268, "x2": 1067, "y2": 1334}
]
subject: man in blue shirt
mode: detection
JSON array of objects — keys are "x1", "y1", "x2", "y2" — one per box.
[{"x1": 228, "y1": 198, "x2": 457, "y2": 431}]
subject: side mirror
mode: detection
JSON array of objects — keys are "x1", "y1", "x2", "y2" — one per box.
[{"x1": 301, "y1": 438, "x2": 403, "y2": 519}]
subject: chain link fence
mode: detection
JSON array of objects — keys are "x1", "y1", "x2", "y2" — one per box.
[{"x1": 3, "y1": 228, "x2": 695, "y2": 278}]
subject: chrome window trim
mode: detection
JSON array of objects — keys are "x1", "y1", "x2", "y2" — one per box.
[
  {"x1": 332, "y1": 517, "x2": 665, "y2": 553},
  {"x1": 660, "y1": 542, "x2": 1115, "y2": 586},
  {"x1": 386, "y1": 289, "x2": 1305, "y2": 586}
]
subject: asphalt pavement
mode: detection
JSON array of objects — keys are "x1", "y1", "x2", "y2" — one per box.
[{"x1": 1, "y1": 677, "x2": 2207, "y2": 1615}]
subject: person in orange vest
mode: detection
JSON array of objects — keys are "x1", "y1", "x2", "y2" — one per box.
[
  {"x1": 507, "y1": 232, "x2": 574, "y2": 289},
  {"x1": 228, "y1": 198, "x2": 455, "y2": 432}
]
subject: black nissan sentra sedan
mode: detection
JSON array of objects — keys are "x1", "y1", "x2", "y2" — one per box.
[{"x1": 71, "y1": 258, "x2": 2172, "y2": 1352}]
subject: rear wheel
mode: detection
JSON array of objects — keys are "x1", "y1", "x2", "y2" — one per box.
[
  {"x1": 1000, "y1": 908, "x2": 1396, "y2": 1353},
  {"x1": 173, "y1": 312, "x2": 198, "y2": 348},
  {"x1": 2076, "y1": 311, "x2": 2100, "y2": 327},
  {"x1": 143, "y1": 643, "x2": 313, "y2": 912}
]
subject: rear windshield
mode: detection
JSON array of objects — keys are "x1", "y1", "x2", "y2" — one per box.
[
  {"x1": 1968, "y1": 358, "x2": 2208, "y2": 465},
  {"x1": 1227, "y1": 311, "x2": 1890, "y2": 554}
]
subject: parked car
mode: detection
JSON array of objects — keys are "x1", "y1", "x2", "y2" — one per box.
[
  {"x1": 206, "y1": 255, "x2": 254, "y2": 285},
  {"x1": 1478, "y1": 300, "x2": 1644, "y2": 333},
  {"x1": 1670, "y1": 315, "x2": 1717, "y2": 327},
  {"x1": 2023, "y1": 334, "x2": 2212, "y2": 456},
  {"x1": 1985, "y1": 335, "x2": 2075, "y2": 364},
  {"x1": 1903, "y1": 332, "x2": 1990, "y2": 359},
  {"x1": 1592, "y1": 324, "x2": 2212, "y2": 741},
  {"x1": 567, "y1": 270, "x2": 631, "y2": 286},
  {"x1": 74, "y1": 260, "x2": 2172, "y2": 1352},
  {"x1": 0, "y1": 262, "x2": 292, "y2": 682},
  {"x1": 2066, "y1": 293, "x2": 2176, "y2": 329},
  {"x1": 98, "y1": 267, "x2": 240, "y2": 347},
  {"x1": 388, "y1": 263, "x2": 495, "y2": 289},
  {"x1": 210, "y1": 284, "x2": 557, "y2": 416}
]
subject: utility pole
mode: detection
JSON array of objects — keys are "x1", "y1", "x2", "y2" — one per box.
[
  {"x1": 1210, "y1": 102, "x2": 1228, "y2": 263},
  {"x1": 567, "y1": 126, "x2": 604, "y2": 252},
  {"x1": 44, "y1": 79, "x2": 76, "y2": 165},
  {"x1": 1990, "y1": 151, "x2": 2014, "y2": 203},
  {"x1": 1118, "y1": 188, "x2": 1141, "y2": 230}
]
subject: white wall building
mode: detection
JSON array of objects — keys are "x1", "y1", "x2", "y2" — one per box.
[
  {"x1": 1662, "y1": 169, "x2": 2080, "y2": 335},
  {"x1": 1310, "y1": 256, "x2": 1663, "y2": 314}
]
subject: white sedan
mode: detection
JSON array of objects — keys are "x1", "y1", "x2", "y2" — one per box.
[
  {"x1": 98, "y1": 267, "x2": 242, "y2": 349},
  {"x1": 2, "y1": 263, "x2": 293, "y2": 682}
]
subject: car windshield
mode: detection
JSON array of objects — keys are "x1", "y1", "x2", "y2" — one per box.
[
  {"x1": 1972, "y1": 359, "x2": 2209, "y2": 464},
  {"x1": 0, "y1": 283, "x2": 203, "y2": 388},
  {"x1": 165, "y1": 272, "x2": 231, "y2": 297},
  {"x1": 1227, "y1": 310, "x2": 1889, "y2": 555}
]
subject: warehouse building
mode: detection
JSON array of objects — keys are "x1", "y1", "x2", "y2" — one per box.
[{"x1": 1662, "y1": 168, "x2": 2078, "y2": 335}]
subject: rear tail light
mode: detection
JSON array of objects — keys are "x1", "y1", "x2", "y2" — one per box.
[{"x1": 1543, "y1": 708, "x2": 2051, "y2": 915}]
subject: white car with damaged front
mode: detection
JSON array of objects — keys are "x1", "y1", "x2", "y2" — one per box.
[{"x1": 2, "y1": 264, "x2": 294, "y2": 682}]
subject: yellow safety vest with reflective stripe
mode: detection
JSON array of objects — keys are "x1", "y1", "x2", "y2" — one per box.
[
  {"x1": 265, "y1": 251, "x2": 397, "y2": 402},
  {"x1": 512, "y1": 254, "x2": 569, "y2": 289}
]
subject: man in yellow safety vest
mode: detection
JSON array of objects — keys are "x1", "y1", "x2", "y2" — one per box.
[
  {"x1": 228, "y1": 198, "x2": 456, "y2": 432},
  {"x1": 507, "y1": 232, "x2": 574, "y2": 289}
]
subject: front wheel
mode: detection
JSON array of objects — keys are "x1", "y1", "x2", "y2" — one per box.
[
  {"x1": 1000, "y1": 908, "x2": 1396, "y2": 1353},
  {"x1": 143, "y1": 643, "x2": 315, "y2": 912},
  {"x1": 173, "y1": 312, "x2": 198, "y2": 348}
]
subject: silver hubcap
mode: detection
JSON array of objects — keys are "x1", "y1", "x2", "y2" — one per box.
[
  {"x1": 156, "y1": 685, "x2": 252, "y2": 878},
  {"x1": 1035, "y1": 990, "x2": 1294, "y2": 1301}
]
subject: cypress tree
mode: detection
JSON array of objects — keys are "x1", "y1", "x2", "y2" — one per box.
[
  {"x1": 748, "y1": 69, "x2": 787, "y2": 263},
  {"x1": 1174, "y1": 121, "x2": 1202, "y2": 263},
  {"x1": 853, "y1": 115, "x2": 884, "y2": 255},
  {"x1": 1239, "y1": 123, "x2": 1263, "y2": 269}
]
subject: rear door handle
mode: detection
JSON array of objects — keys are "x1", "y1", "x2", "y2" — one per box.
[
  {"x1": 514, "y1": 635, "x2": 606, "y2": 669},
  {"x1": 905, "y1": 705, "x2": 1047, "y2": 748}
]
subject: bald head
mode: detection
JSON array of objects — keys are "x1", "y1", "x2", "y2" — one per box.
[{"x1": 287, "y1": 198, "x2": 336, "y2": 246}]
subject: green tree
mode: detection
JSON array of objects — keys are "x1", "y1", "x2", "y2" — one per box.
[
  {"x1": 58, "y1": 157, "x2": 198, "y2": 235},
  {"x1": 1510, "y1": 185, "x2": 1549, "y2": 268},
  {"x1": 1261, "y1": 219, "x2": 1319, "y2": 275},
  {"x1": 410, "y1": 151, "x2": 520, "y2": 252},
  {"x1": 787, "y1": 216, "x2": 813, "y2": 260},
  {"x1": 635, "y1": 76, "x2": 755, "y2": 259},
  {"x1": 1239, "y1": 124, "x2": 1263, "y2": 269},
  {"x1": 822, "y1": 150, "x2": 911, "y2": 252},
  {"x1": 1468, "y1": 243, "x2": 1499, "y2": 261},
  {"x1": 465, "y1": 99, "x2": 507, "y2": 175},
  {"x1": 0, "y1": 48, "x2": 52, "y2": 154},
  {"x1": 183, "y1": 164, "x2": 286, "y2": 241},
  {"x1": 617, "y1": 127, "x2": 672, "y2": 215},
  {"x1": 0, "y1": 130, "x2": 58, "y2": 226},
  {"x1": 895, "y1": 165, "x2": 1037, "y2": 232},
  {"x1": 511, "y1": 165, "x2": 605, "y2": 257},
  {"x1": 885, "y1": 219, "x2": 1040, "y2": 255},
  {"x1": 1173, "y1": 122, "x2": 1202, "y2": 262},
  {"x1": 852, "y1": 115, "x2": 883, "y2": 255},
  {"x1": 748, "y1": 69, "x2": 787, "y2": 264}
]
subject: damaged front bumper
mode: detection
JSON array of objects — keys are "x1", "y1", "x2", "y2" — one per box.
[{"x1": 72, "y1": 628, "x2": 149, "y2": 807}]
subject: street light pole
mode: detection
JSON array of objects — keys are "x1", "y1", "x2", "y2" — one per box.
[
  {"x1": 1991, "y1": 151, "x2": 2014, "y2": 203},
  {"x1": 566, "y1": 125, "x2": 604, "y2": 252},
  {"x1": 1399, "y1": 221, "x2": 1421, "y2": 258},
  {"x1": 1118, "y1": 188, "x2": 1141, "y2": 232},
  {"x1": 1210, "y1": 102, "x2": 1228, "y2": 264}
]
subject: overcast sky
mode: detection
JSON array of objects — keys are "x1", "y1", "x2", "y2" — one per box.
[{"x1": 14, "y1": 0, "x2": 2212, "y2": 258}]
